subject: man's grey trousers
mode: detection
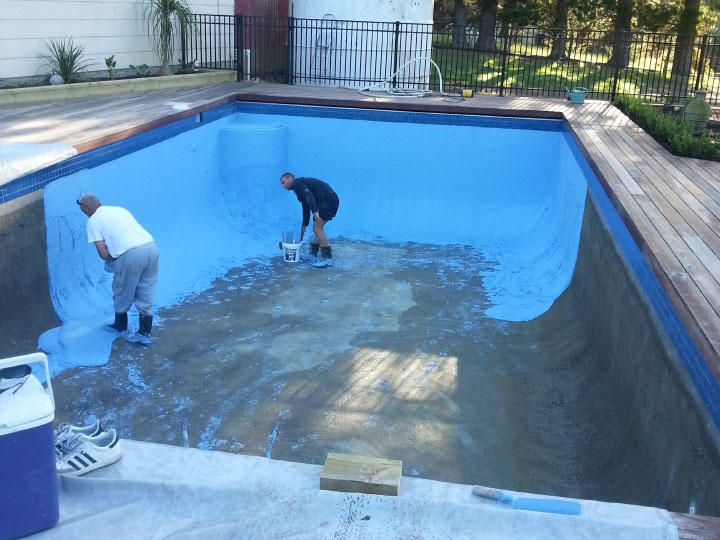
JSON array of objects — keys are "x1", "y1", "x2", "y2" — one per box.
[{"x1": 112, "y1": 242, "x2": 159, "y2": 315}]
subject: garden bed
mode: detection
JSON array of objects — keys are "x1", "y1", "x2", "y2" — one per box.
[
  {"x1": 0, "y1": 70, "x2": 236, "y2": 105},
  {"x1": 614, "y1": 95, "x2": 720, "y2": 162}
]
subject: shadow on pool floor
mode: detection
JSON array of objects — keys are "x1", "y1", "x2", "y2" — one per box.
[{"x1": 51, "y1": 230, "x2": 720, "y2": 516}]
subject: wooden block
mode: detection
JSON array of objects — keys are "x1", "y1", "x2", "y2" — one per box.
[{"x1": 320, "y1": 452, "x2": 402, "y2": 496}]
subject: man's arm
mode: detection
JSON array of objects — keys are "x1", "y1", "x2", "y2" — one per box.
[{"x1": 93, "y1": 240, "x2": 112, "y2": 261}]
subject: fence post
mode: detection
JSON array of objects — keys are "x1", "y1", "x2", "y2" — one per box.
[
  {"x1": 694, "y1": 34, "x2": 709, "y2": 93},
  {"x1": 499, "y1": 32, "x2": 510, "y2": 97},
  {"x1": 181, "y1": 25, "x2": 187, "y2": 67},
  {"x1": 610, "y1": 51, "x2": 621, "y2": 101},
  {"x1": 236, "y1": 15, "x2": 243, "y2": 82},
  {"x1": 287, "y1": 16, "x2": 294, "y2": 85},
  {"x1": 392, "y1": 21, "x2": 400, "y2": 88}
]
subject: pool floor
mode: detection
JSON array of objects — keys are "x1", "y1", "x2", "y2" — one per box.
[
  {"x1": 50, "y1": 239, "x2": 588, "y2": 490},
  {"x1": 50, "y1": 234, "x2": 720, "y2": 515}
]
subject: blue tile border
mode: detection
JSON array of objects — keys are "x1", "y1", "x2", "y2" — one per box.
[
  {"x1": 235, "y1": 101, "x2": 564, "y2": 132},
  {"x1": 563, "y1": 129, "x2": 720, "y2": 431},
  {"x1": 0, "y1": 101, "x2": 238, "y2": 205}
]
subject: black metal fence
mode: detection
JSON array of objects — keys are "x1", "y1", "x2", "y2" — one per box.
[
  {"x1": 187, "y1": 14, "x2": 720, "y2": 105},
  {"x1": 182, "y1": 14, "x2": 236, "y2": 70}
]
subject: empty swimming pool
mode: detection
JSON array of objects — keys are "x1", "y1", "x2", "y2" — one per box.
[{"x1": 14, "y1": 102, "x2": 720, "y2": 516}]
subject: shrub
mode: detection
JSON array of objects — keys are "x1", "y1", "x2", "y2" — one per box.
[
  {"x1": 105, "y1": 55, "x2": 117, "y2": 80},
  {"x1": 614, "y1": 95, "x2": 719, "y2": 161},
  {"x1": 39, "y1": 37, "x2": 92, "y2": 84}
]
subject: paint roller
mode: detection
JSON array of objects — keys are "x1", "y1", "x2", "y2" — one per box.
[{"x1": 472, "y1": 485, "x2": 582, "y2": 516}]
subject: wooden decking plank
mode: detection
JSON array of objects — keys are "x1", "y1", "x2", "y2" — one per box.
[
  {"x1": 582, "y1": 128, "x2": 644, "y2": 195},
  {"x1": 603, "y1": 125, "x2": 720, "y2": 283},
  {"x1": 605, "y1": 127, "x2": 720, "y2": 256},
  {"x1": 632, "y1": 194, "x2": 720, "y2": 320},
  {"x1": 626, "y1": 132, "x2": 720, "y2": 224}
]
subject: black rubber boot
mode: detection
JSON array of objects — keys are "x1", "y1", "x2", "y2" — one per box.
[
  {"x1": 310, "y1": 243, "x2": 320, "y2": 257},
  {"x1": 127, "y1": 314, "x2": 153, "y2": 345},
  {"x1": 139, "y1": 314, "x2": 153, "y2": 338},
  {"x1": 107, "y1": 312, "x2": 128, "y2": 333}
]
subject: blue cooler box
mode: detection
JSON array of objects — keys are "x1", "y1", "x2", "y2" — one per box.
[{"x1": 0, "y1": 353, "x2": 58, "y2": 540}]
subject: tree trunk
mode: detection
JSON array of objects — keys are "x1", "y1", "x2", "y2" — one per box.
[
  {"x1": 609, "y1": 0, "x2": 632, "y2": 67},
  {"x1": 671, "y1": 0, "x2": 700, "y2": 76},
  {"x1": 548, "y1": 0, "x2": 568, "y2": 60},
  {"x1": 452, "y1": 0, "x2": 467, "y2": 47},
  {"x1": 474, "y1": 0, "x2": 498, "y2": 52}
]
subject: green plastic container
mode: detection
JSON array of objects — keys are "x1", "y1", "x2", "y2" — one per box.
[{"x1": 684, "y1": 89, "x2": 711, "y2": 135}]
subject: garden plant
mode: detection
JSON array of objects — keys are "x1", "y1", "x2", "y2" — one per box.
[
  {"x1": 614, "y1": 94, "x2": 719, "y2": 161},
  {"x1": 38, "y1": 37, "x2": 92, "y2": 84}
]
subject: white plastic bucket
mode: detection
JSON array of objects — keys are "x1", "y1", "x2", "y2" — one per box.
[{"x1": 282, "y1": 242, "x2": 301, "y2": 263}]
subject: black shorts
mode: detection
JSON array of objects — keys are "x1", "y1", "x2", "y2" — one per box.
[{"x1": 318, "y1": 192, "x2": 339, "y2": 222}]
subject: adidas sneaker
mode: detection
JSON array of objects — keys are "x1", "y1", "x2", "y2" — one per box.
[
  {"x1": 56, "y1": 428, "x2": 122, "y2": 476},
  {"x1": 54, "y1": 420, "x2": 104, "y2": 458}
]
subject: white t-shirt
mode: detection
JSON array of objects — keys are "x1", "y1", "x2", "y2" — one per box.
[{"x1": 86, "y1": 205, "x2": 154, "y2": 258}]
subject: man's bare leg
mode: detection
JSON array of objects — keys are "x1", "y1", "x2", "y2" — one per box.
[{"x1": 313, "y1": 218, "x2": 329, "y2": 247}]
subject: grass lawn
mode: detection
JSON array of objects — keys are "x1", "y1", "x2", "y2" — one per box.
[{"x1": 429, "y1": 42, "x2": 719, "y2": 103}]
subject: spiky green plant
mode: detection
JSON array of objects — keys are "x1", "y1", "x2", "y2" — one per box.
[
  {"x1": 143, "y1": 0, "x2": 195, "y2": 76},
  {"x1": 39, "y1": 37, "x2": 92, "y2": 83}
]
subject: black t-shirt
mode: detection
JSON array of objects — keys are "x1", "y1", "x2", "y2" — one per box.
[{"x1": 290, "y1": 177, "x2": 336, "y2": 226}]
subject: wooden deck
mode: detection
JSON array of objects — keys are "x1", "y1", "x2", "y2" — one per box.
[{"x1": 1, "y1": 82, "x2": 720, "y2": 538}]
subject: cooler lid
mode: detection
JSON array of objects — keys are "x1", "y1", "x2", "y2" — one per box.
[{"x1": 0, "y1": 374, "x2": 55, "y2": 436}]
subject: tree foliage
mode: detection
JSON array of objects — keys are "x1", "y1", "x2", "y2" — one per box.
[{"x1": 433, "y1": 0, "x2": 720, "y2": 34}]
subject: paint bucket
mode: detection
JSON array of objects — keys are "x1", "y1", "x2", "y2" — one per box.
[
  {"x1": 462, "y1": 89, "x2": 473, "y2": 98},
  {"x1": 282, "y1": 242, "x2": 301, "y2": 263}
]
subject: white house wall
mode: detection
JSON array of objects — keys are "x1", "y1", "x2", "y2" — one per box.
[
  {"x1": 0, "y1": 0, "x2": 234, "y2": 80},
  {"x1": 290, "y1": 0, "x2": 433, "y2": 23}
]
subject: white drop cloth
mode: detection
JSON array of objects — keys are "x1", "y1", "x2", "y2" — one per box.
[
  {"x1": 30, "y1": 440, "x2": 678, "y2": 540},
  {"x1": 0, "y1": 142, "x2": 77, "y2": 185}
]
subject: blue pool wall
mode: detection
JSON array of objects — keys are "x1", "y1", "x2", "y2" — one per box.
[
  {"x1": 38, "y1": 104, "x2": 587, "y2": 373},
  {"x1": 229, "y1": 106, "x2": 587, "y2": 322},
  {"x1": 41, "y1": 110, "x2": 297, "y2": 373},
  {"x1": 4, "y1": 101, "x2": 718, "y2": 431}
]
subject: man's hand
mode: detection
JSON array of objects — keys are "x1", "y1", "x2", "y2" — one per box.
[
  {"x1": 313, "y1": 212, "x2": 324, "y2": 224},
  {"x1": 300, "y1": 225, "x2": 306, "y2": 241}
]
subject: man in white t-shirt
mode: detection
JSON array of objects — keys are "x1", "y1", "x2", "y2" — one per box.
[{"x1": 77, "y1": 193, "x2": 159, "y2": 345}]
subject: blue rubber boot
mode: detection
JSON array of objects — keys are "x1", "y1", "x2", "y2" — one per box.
[{"x1": 313, "y1": 246, "x2": 333, "y2": 268}]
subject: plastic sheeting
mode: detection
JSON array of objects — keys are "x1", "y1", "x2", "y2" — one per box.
[
  {"x1": 33, "y1": 440, "x2": 679, "y2": 540},
  {"x1": 0, "y1": 142, "x2": 76, "y2": 185}
]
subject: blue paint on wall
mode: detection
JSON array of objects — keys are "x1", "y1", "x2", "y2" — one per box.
[{"x1": 40, "y1": 106, "x2": 586, "y2": 373}]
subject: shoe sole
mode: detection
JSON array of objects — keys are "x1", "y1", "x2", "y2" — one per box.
[
  {"x1": 126, "y1": 334, "x2": 151, "y2": 345},
  {"x1": 58, "y1": 450, "x2": 122, "y2": 476}
]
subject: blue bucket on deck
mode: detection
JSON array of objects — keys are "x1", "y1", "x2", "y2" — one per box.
[
  {"x1": 0, "y1": 353, "x2": 58, "y2": 540},
  {"x1": 565, "y1": 87, "x2": 588, "y2": 104}
]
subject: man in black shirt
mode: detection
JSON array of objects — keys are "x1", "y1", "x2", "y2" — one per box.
[{"x1": 280, "y1": 172, "x2": 339, "y2": 267}]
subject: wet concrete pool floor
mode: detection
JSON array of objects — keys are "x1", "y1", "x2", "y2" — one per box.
[{"x1": 52, "y1": 238, "x2": 596, "y2": 496}]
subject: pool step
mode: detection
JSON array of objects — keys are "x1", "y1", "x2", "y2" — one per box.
[{"x1": 320, "y1": 452, "x2": 402, "y2": 496}]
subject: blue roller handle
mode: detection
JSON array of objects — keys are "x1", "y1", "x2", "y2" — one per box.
[
  {"x1": 472, "y1": 485, "x2": 582, "y2": 516},
  {"x1": 512, "y1": 497, "x2": 582, "y2": 516}
]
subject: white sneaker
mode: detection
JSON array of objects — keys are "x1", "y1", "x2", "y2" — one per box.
[
  {"x1": 56, "y1": 429, "x2": 122, "y2": 476},
  {"x1": 54, "y1": 420, "x2": 103, "y2": 458}
]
